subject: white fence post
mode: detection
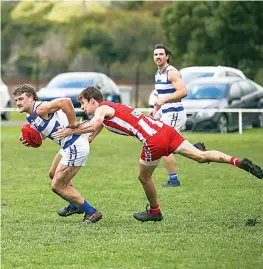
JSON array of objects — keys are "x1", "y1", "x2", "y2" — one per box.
[{"x1": 238, "y1": 110, "x2": 243, "y2": 134}]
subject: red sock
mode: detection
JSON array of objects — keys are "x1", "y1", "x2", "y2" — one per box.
[
  {"x1": 230, "y1": 157, "x2": 241, "y2": 168},
  {"x1": 150, "y1": 204, "x2": 161, "y2": 215}
]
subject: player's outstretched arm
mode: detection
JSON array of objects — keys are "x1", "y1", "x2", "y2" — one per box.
[
  {"x1": 52, "y1": 105, "x2": 113, "y2": 139},
  {"x1": 88, "y1": 124, "x2": 104, "y2": 143},
  {"x1": 51, "y1": 116, "x2": 103, "y2": 139}
]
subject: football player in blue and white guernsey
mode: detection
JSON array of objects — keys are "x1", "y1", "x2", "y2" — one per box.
[
  {"x1": 150, "y1": 44, "x2": 206, "y2": 187},
  {"x1": 13, "y1": 84, "x2": 102, "y2": 224}
]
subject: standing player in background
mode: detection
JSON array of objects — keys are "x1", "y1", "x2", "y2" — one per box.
[
  {"x1": 150, "y1": 44, "x2": 206, "y2": 187},
  {"x1": 13, "y1": 84, "x2": 102, "y2": 224},
  {"x1": 52, "y1": 86, "x2": 263, "y2": 222}
]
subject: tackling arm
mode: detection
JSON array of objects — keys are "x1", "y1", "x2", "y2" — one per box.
[
  {"x1": 73, "y1": 105, "x2": 112, "y2": 135},
  {"x1": 51, "y1": 105, "x2": 114, "y2": 140},
  {"x1": 88, "y1": 124, "x2": 104, "y2": 143}
]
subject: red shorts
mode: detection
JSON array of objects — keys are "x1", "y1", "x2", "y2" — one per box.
[{"x1": 140, "y1": 124, "x2": 185, "y2": 164}]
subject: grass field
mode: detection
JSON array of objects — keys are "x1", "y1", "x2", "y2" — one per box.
[{"x1": 1, "y1": 126, "x2": 263, "y2": 269}]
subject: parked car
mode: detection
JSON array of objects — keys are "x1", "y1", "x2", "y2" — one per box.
[
  {"x1": 0, "y1": 78, "x2": 11, "y2": 120},
  {"x1": 180, "y1": 66, "x2": 246, "y2": 84},
  {"x1": 148, "y1": 66, "x2": 246, "y2": 107},
  {"x1": 182, "y1": 77, "x2": 263, "y2": 132},
  {"x1": 37, "y1": 72, "x2": 122, "y2": 118}
]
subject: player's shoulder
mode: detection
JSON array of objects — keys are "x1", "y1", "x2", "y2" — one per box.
[
  {"x1": 167, "y1": 65, "x2": 179, "y2": 72},
  {"x1": 97, "y1": 102, "x2": 116, "y2": 117},
  {"x1": 167, "y1": 66, "x2": 181, "y2": 79},
  {"x1": 35, "y1": 101, "x2": 50, "y2": 112},
  {"x1": 99, "y1": 101, "x2": 118, "y2": 110}
]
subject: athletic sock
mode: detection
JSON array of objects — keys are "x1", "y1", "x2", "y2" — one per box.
[
  {"x1": 168, "y1": 173, "x2": 180, "y2": 184},
  {"x1": 150, "y1": 204, "x2": 161, "y2": 215},
  {"x1": 68, "y1": 203, "x2": 78, "y2": 210},
  {"x1": 79, "y1": 200, "x2": 96, "y2": 214},
  {"x1": 230, "y1": 157, "x2": 241, "y2": 168}
]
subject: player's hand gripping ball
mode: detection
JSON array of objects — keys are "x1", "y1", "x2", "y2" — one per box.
[{"x1": 21, "y1": 124, "x2": 42, "y2": 148}]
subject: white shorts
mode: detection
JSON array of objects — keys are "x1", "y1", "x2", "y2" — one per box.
[
  {"x1": 160, "y1": 110, "x2": 187, "y2": 132},
  {"x1": 59, "y1": 135, "x2": 90, "y2": 166}
]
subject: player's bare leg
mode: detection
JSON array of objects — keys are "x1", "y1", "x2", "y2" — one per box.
[
  {"x1": 49, "y1": 152, "x2": 62, "y2": 179},
  {"x1": 49, "y1": 153, "x2": 83, "y2": 216},
  {"x1": 137, "y1": 164, "x2": 158, "y2": 206},
  {"x1": 52, "y1": 164, "x2": 84, "y2": 204},
  {"x1": 133, "y1": 163, "x2": 163, "y2": 222},
  {"x1": 177, "y1": 140, "x2": 263, "y2": 179},
  {"x1": 52, "y1": 164, "x2": 102, "y2": 223},
  {"x1": 162, "y1": 141, "x2": 206, "y2": 188}
]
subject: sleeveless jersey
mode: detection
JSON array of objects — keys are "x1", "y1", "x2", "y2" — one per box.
[
  {"x1": 100, "y1": 101, "x2": 164, "y2": 144},
  {"x1": 155, "y1": 65, "x2": 184, "y2": 114},
  {"x1": 26, "y1": 101, "x2": 81, "y2": 149}
]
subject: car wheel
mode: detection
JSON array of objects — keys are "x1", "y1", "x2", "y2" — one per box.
[
  {"x1": 217, "y1": 114, "x2": 228, "y2": 133},
  {"x1": 1, "y1": 101, "x2": 11, "y2": 121}
]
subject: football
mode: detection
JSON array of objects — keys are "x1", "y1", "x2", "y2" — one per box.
[{"x1": 21, "y1": 124, "x2": 42, "y2": 148}]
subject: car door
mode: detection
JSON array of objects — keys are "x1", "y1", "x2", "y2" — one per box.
[
  {"x1": 227, "y1": 82, "x2": 243, "y2": 130},
  {"x1": 238, "y1": 80, "x2": 258, "y2": 125}
]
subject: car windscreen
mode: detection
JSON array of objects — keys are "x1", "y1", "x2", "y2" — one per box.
[
  {"x1": 185, "y1": 83, "x2": 228, "y2": 99},
  {"x1": 47, "y1": 77, "x2": 95, "y2": 88},
  {"x1": 181, "y1": 72, "x2": 214, "y2": 84}
]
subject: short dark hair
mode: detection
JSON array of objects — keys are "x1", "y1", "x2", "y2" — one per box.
[
  {"x1": 153, "y1": 43, "x2": 173, "y2": 63},
  {"x1": 78, "y1": 86, "x2": 103, "y2": 103},
  {"x1": 13, "y1": 84, "x2": 39, "y2": 101}
]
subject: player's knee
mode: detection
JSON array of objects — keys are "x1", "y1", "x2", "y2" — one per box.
[
  {"x1": 51, "y1": 181, "x2": 61, "y2": 194},
  {"x1": 195, "y1": 152, "x2": 207, "y2": 163},
  {"x1": 138, "y1": 173, "x2": 145, "y2": 183},
  {"x1": 138, "y1": 173, "x2": 149, "y2": 185},
  {"x1": 49, "y1": 171, "x2": 54, "y2": 180}
]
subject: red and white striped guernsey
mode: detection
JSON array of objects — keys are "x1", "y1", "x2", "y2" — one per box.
[{"x1": 100, "y1": 101, "x2": 164, "y2": 143}]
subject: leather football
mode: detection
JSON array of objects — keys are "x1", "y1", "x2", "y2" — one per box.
[{"x1": 21, "y1": 124, "x2": 42, "y2": 148}]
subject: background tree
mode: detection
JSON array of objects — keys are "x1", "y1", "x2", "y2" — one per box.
[
  {"x1": 1, "y1": 2, "x2": 19, "y2": 64},
  {"x1": 161, "y1": 1, "x2": 263, "y2": 81},
  {"x1": 210, "y1": 1, "x2": 263, "y2": 79},
  {"x1": 3, "y1": 1, "x2": 263, "y2": 85},
  {"x1": 68, "y1": 10, "x2": 165, "y2": 80}
]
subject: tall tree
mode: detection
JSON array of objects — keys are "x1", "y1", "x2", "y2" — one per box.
[
  {"x1": 69, "y1": 11, "x2": 165, "y2": 75},
  {"x1": 161, "y1": 1, "x2": 263, "y2": 79},
  {"x1": 210, "y1": 1, "x2": 263, "y2": 78}
]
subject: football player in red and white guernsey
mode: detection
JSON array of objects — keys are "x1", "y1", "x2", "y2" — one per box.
[{"x1": 52, "y1": 86, "x2": 263, "y2": 222}]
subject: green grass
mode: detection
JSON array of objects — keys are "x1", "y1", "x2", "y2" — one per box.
[
  {"x1": 1, "y1": 127, "x2": 263, "y2": 269},
  {"x1": 8, "y1": 111, "x2": 25, "y2": 121}
]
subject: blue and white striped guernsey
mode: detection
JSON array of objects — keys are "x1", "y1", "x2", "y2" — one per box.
[
  {"x1": 155, "y1": 65, "x2": 184, "y2": 114},
  {"x1": 26, "y1": 101, "x2": 81, "y2": 149}
]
